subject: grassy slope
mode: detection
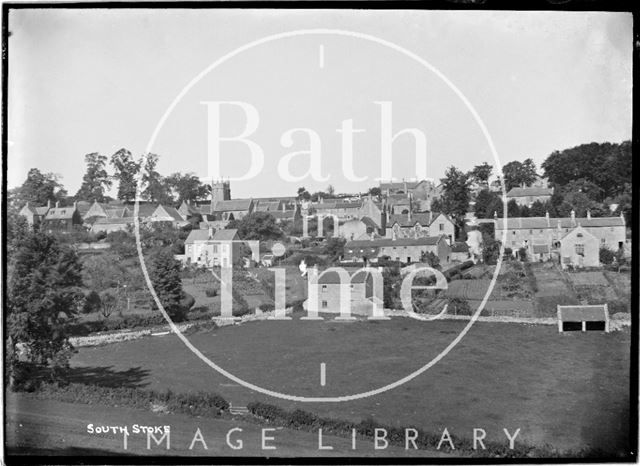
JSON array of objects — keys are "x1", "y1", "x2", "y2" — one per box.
[
  {"x1": 70, "y1": 318, "x2": 631, "y2": 454},
  {"x1": 5, "y1": 393, "x2": 441, "y2": 457}
]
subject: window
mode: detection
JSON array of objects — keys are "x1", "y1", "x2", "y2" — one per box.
[
  {"x1": 439, "y1": 224, "x2": 444, "y2": 231},
  {"x1": 529, "y1": 230, "x2": 532, "y2": 234},
  {"x1": 576, "y1": 233, "x2": 583, "y2": 238},
  {"x1": 575, "y1": 244, "x2": 584, "y2": 255},
  {"x1": 321, "y1": 300, "x2": 328, "y2": 308},
  {"x1": 213, "y1": 245, "x2": 218, "y2": 253},
  {"x1": 321, "y1": 285, "x2": 327, "y2": 292},
  {"x1": 513, "y1": 231, "x2": 516, "y2": 235},
  {"x1": 601, "y1": 238, "x2": 606, "y2": 244}
]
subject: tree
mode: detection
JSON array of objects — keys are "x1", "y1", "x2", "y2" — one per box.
[
  {"x1": 149, "y1": 249, "x2": 185, "y2": 321},
  {"x1": 228, "y1": 212, "x2": 284, "y2": 241},
  {"x1": 368, "y1": 187, "x2": 381, "y2": 197},
  {"x1": 75, "y1": 153, "x2": 112, "y2": 202},
  {"x1": 529, "y1": 200, "x2": 547, "y2": 217},
  {"x1": 420, "y1": 251, "x2": 440, "y2": 268},
  {"x1": 7, "y1": 233, "x2": 83, "y2": 386},
  {"x1": 542, "y1": 141, "x2": 631, "y2": 199},
  {"x1": 110, "y1": 148, "x2": 141, "y2": 203},
  {"x1": 507, "y1": 199, "x2": 521, "y2": 218},
  {"x1": 166, "y1": 172, "x2": 209, "y2": 204},
  {"x1": 324, "y1": 237, "x2": 346, "y2": 262},
  {"x1": 470, "y1": 162, "x2": 492, "y2": 184},
  {"x1": 474, "y1": 189, "x2": 501, "y2": 219},
  {"x1": 502, "y1": 159, "x2": 538, "y2": 191},
  {"x1": 141, "y1": 153, "x2": 171, "y2": 204},
  {"x1": 326, "y1": 184, "x2": 335, "y2": 196},
  {"x1": 438, "y1": 166, "x2": 471, "y2": 233},
  {"x1": 12, "y1": 168, "x2": 67, "y2": 208},
  {"x1": 297, "y1": 187, "x2": 311, "y2": 201}
]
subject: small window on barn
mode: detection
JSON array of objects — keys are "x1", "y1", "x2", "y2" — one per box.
[
  {"x1": 321, "y1": 301, "x2": 328, "y2": 308},
  {"x1": 577, "y1": 233, "x2": 583, "y2": 238},
  {"x1": 513, "y1": 231, "x2": 516, "y2": 235},
  {"x1": 575, "y1": 244, "x2": 584, "y2": 255},
  {"x1": 321, "y1": 285, "x2": 327, "y2": 292},
  {"x1": 439, "y1": 224, "x2": 444, "y2": 231}
]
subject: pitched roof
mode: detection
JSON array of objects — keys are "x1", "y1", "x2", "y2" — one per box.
[
  {"x1": 185, "y1": 228, "x2": 212, "y2": 244},
  {"x1": 388, "y1": 213, "x2": 431, "y2": 227},
  {"x1": 379, "y1": 181, "x2": 422, "y2": 191},
  {"x1": 131, "y1": 204, "x2": 158, "y2": 218},
  {"x1": 105, "y1": 207, "x2": 128, "y2": 218},
  {"x1": 270, "y1": 210, "x2": 296, "y2": 220},
  {"x1": 506, "y1": 186, "x2": 554, "y2": 198},
  {"x1": 429, "y1": 213, "x2": 454, "y2": 226},
  {"x1": 346, "y1": 235, "x2": 444, "y2": 249},
  {"x1": 360, "y1": 216, "x2": 379, "y2": 230},
  {"x1": 559, "y1": 305, "x2": 607, "y2": 322},
  {"x1": 211, "y1": 199, "x2": 253, "y2": 212},
  {"x1": 254, "y1": 200, "x2": 283, "y2": 212},
  {"x1": 152, "y1": 205, "x2": 184, "y2": 222},
  {"x1": 20, "y1": 204, "x2": 37, "y2": 214},
  {"x1": 212, "y1": 229, "x2": 239, "y2": 241},
  {"x1": 93, "y1": 217, "x2": 135, "y2": 225},
  {"x1": 34, "y1": 206, "x2": 50, "y2": 215},
  {"x1": 44, "y1": 206, "x2": 77, "y2": 220},
  {"x1": 495, "y1": 216, "x2": 625, "y2": 230}
]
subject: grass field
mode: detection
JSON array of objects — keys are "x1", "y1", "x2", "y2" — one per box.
[{"x1": 69, "y1": 318, "x2": 632, "y2": 455}]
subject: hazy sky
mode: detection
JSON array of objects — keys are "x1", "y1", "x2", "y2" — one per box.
[{"x1": 7, "y1": 9, "x2": 632, "y2": 199}]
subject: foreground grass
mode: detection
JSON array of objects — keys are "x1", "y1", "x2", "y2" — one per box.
[{"x1": 70, "y1": 318, "x2": 632, "y2": 455}]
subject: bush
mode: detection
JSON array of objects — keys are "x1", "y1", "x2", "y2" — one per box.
[
  {"x1": 82, "y1": 291, "x2": 102, "y2": 314},
  {"x1": 448, "y1": 297, "x2": 471, "y2": 315},
  {"x1": 204, "y1": 287, "x2": 218, "y2": 297},
  {"x1": 599, "y1": 247, "x2": 615, "y2": 265}
]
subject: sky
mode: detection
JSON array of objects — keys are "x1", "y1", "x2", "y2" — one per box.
[{"x1": 7, "y1": 9, "x2": 633, "y2": 199}]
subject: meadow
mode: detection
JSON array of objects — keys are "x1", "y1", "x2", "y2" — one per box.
[{"x1": 70, "y1": 317, "x2": 632, "y2": 455}]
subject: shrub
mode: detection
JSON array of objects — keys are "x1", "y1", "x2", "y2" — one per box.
[
  {"x1": 82, "y1": 291, "x2": 102, "y2": 314},
  {"x1": 205, "y1": 287, "x2": 218, "y2": 297},
  {"x1": 448, "y1": 297, "x2": 471, "y2": 315},
  {"x1": 599, "y1": 247, "x2": 615, "y2": 265}
]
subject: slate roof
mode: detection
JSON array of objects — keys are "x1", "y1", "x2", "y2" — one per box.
[
  {"x1": 360, "y1": 216, "x2": 379, "y2": 230},
  {"x1": 44, "y1": 206, "x2": 77, "y2": 220},
  {"x1": 211, "y1": 199, "x2": 253, "y2": 212},
  {"x1": 495, "y1": 216, "x2": 625, "y2": 230},
  {"x1": 131, "y1": 204, "x2": 158, "y2": 218},
  {"x1": 388, "y1": 213, "x2": 431, "y2": 227},
  {"x1": 255, "y1": 200, "x2": 283, "y2": 212},
  {"x1": 185, "y1": 228, "x2": 213, "y2": 244},
  {"x1": 212, "y1": 229, "x2": 239, "y2": 241},
  {"x1": 379, "y1": 181, "x2": 423, "y2": 191},
  {"x1": 34, "y1": 206, "x2": 50, "y2": 215},
  {"x1": 506, "y1": 187, "x2": 554, "y2": 198},
  {"x1": 153, "y1": 205, "x2": 184, "y2": 222},
  {"x1": 93, "y1": 217, "x2": 135, "y2": 225},
  {"x1": 346, "y1": 235, "x2": 444, "y2": 249}
]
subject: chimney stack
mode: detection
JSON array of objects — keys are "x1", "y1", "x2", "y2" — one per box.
[
  {"x1": 208, "y1": 226, "x2": 214, "y2": 239},
  {"x1": 55, "y1": 201, "x2": 60, "y2": 208},
  {"x1": 570, "y1": 210, "x2": 576, "y2": 225},
  {"x1": 587, "y1": 210, "x2": 591, "y2": 220},
  {"x1": 73, "y1": 201, "x2": 77, "y2": 209},
  {"x1": 47, "y1": 200, "x2": 51, "y2": 208},
  {"x1": 545, "y1": 211, "x2": 550, "y2": 227}
]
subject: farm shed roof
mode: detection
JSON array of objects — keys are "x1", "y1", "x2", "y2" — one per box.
[
  {"x1": 559, "y1": 305, "x2": 607, "y2": 322},
  {"x1": 495, "y1": 216, "x2": 625, "y2": 230},
  {"x1": 388, "y1": 213, "x2": 431, "y2": 227},
  {"x1": 185, "y1": 228, "x2": 212, "y2": 244}
]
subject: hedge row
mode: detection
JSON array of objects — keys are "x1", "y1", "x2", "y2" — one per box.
[
  {"x1": 31, "y1": 382, "x2": 229, "y2": 417},
  {"x1": 246, "y1": 401, "x2": 610, "y2": 458}
]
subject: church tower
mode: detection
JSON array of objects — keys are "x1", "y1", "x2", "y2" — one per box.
[{"x1": 210, "y1": 179, "x2": 231, "y2": 213}]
